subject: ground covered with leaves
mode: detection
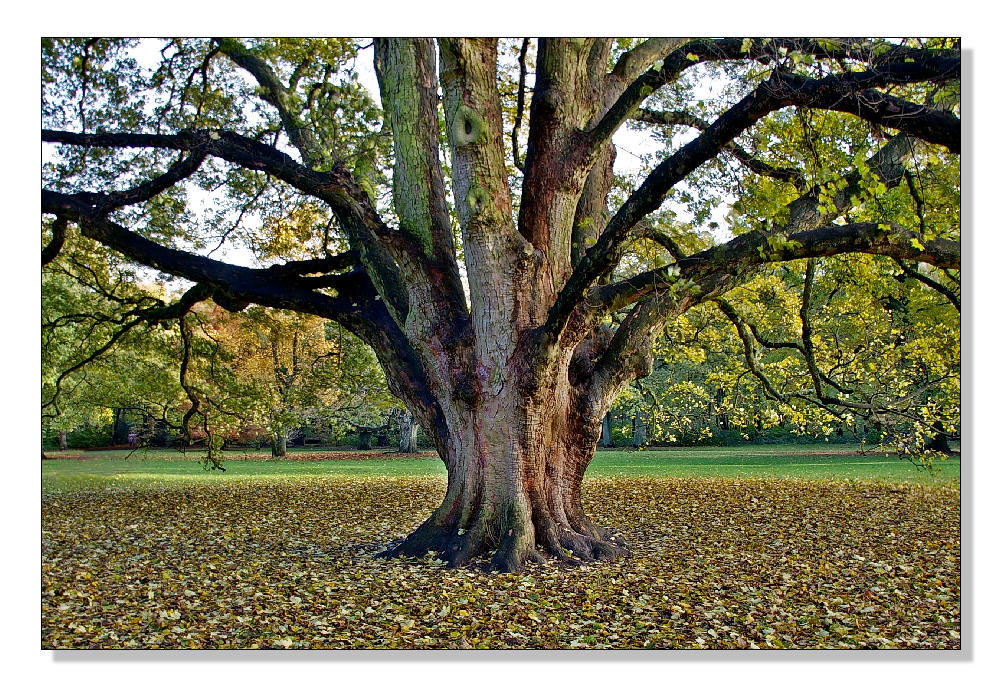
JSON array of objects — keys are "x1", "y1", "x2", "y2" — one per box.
[{"x1": 42, "y1": 475, "x2": 960, "y2": 649}]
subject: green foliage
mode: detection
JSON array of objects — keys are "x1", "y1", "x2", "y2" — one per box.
[
  {"x1": 608, "y1": 250, "x2": 959, "y2": 464},
  {"x1": 42, "y1": 230, "x2": 396, "y2": 455},
  {"x1": 42, "y1": 228, "x2": 188, "y2": 439},
  {"x1": 43, "y1": 38, "x2": 390, "y2": 265},
  {"x1": 164, "y1": 304, "x2": 397, "y2": 454}
]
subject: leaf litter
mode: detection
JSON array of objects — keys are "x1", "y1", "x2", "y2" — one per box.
[{"x1": 42, "y1": 475, "x2": 959, "y2": 649}]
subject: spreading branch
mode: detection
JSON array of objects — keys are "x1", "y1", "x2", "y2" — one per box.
[
  {"x1": 547, "y1": 57, "x2": 959, "y2": 346},
  {"x1": 215, "y1": 38, "x2": 325, "y2": 167},
  {"x1": 633, "y1": 108, "x2": 806, "y2": 187},
  {"x1": 588, "y1": 39, "x2": 958, "y2": 153}
]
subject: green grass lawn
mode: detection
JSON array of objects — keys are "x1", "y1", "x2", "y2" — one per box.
[{"x1": 41, "y1": 443, "x2": 959, "y2": 492}]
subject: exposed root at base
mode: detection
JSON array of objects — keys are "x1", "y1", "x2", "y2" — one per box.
[{"x1": 377, "y1": 517, "x2": 629, "y2": 573}]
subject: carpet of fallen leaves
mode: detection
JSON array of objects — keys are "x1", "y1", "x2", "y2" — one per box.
[{"x1": 41, "y1": 476, "x2": 960, "y2": 649}]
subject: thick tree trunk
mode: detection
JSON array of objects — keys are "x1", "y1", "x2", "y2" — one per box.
[
  {"x1": 357, "y1": 429, "x2": 373, "y2": 451},
  {"x1": 58, "y1": 430, "x2": 68, "y2": 451},
  {"x1": 271, "y1": 431, "x2": 287, "y2": 458},
  {"x1": 398, "y1": 409, "x2": 419, "y2": 453},
  {"x1": 600, "y1": 412, "x2": 614, "y2": 447},
  {"x1": 381, "y1": 363, "x2": 629, "y2": 573},
  {"x1": 632, "y1": 414, "x2": 648, "y2": 447}
]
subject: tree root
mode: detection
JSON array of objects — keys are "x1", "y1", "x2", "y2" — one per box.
[{"x1": 379, "y1": 511, "x2": 629, "y2": 572}]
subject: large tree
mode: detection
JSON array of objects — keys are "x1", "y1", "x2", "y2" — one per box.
[{"x1": 42, "y1": 37, "x2": 960, "y2": 571}]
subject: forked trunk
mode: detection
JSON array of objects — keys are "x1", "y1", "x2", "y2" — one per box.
[{"x1": 375, "y1": 39, "x2": 638, "y2": 571}]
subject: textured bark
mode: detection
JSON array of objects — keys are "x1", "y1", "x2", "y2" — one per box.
[
  {"x1": 381, "y1": 346, "x2": 628, "y2": 572},
  {"x1": 58, "y1": 430, "x2": 68, "y2": 451},
  {"x1": 378, "y1": 39, "x2": 629, "y2": 571}
]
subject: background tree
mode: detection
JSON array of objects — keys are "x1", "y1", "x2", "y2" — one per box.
[
  {"x1": 193, "y1": 305, "x2": 396, "y2": 456},
  {"x1": 42, "y1": 222, "x2": 192, "y2": 450},
  {"x1": 606, "y1": 252, "x2": 959, "y2": 461},
  {"x1": 42, "y1": 37, "x2": 960, "y2": 571}
]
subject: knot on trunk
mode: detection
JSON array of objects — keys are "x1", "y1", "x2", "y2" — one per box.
[{"x1": 452, "y1": 105, "x2": 485, "y2": 146}]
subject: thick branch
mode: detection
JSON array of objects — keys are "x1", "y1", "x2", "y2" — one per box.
[
  {"x1": 268, "y1": 250, "x2": 361, "y2": 277},
  {"x1": 588, "y1": 39, "x2": 958, "y2": 152},
  {"x1": 689, "y1": 221, "x2": 960, "y2": 272},
  {"x1": 42, "y1": 217, "x2": 68, "y2": 266},
  {"x1": 374, "y1": 38, "x2": 456, "y2": 261},
  {"x1": 585, "y1": 220, "x2": 958, "y2": 365},
  {"x1": 609, "y1": 38, "x2": 691, "y2": 85},
  {"x1": 216, "y1": 38, "x2": 325, "y2": 167},
  {"x1": 547, "y1": 74, "x2": 789, "y2": 343},
  {"x1": 42, "y1": 126, "x2": 411, "y2": 320},
  {"x1": 768, "y1": 67, "x2": 960, "y2": 154},
  {"x1": 42, "y1": 128, "x2": 380, "y2": 230},
  {"x1": 43, "y1": 188, "x2": 374, "y2": 319},
  {"x1": 634, "y1": 108, "x2": 805, "y2": 186},
  {"x1": 548, "y1": 58, "x2": 959, "y2": 345}
]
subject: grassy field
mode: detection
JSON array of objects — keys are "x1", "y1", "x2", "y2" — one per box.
[
  {"x1": 41, "y1": 444, "x2": 961, "y2": 649},
  {"x1": 41, "y1": 443, "x2": 960, "y2": 492}
]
